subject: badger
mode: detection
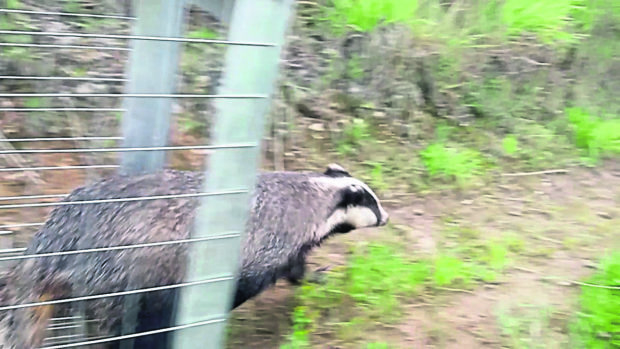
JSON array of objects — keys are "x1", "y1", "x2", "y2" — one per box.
[{"x1": 0, "y1": 164, "x2": 388, "y2": 349}]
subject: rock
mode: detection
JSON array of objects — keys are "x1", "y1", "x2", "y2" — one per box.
[{"x1": 308, "y1": 123, "x2": 325, "y2": 132}]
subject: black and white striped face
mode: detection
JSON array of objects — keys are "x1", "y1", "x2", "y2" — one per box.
[{"x1": 318, "y1": 164, "x2": 389, "y2": 235}]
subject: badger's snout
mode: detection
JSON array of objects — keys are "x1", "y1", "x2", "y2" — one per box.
[{"x1": 377, "y1": 207, "x2": 389, "y2": 226}]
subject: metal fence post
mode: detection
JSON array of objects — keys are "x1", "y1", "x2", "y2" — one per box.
[
  {"x1": 120, "y1": 0, "x2": 186, "y2": 175},
  {"x1": 171, "y1": 0, "x2": 296, "y2": 348},
  {"x1": 118, "y1": 1, "x2": 186, "y2": 347}
]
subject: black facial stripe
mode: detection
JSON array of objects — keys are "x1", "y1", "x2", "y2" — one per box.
[{"x1": 335, "y1": 186, "x2": 382, "y2": 224}]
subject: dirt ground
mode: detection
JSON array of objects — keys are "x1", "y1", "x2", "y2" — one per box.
[
  {"x1": 226, "y1": 160, "x2": 619, "y2": 348},
  {"x1": 1, "y1": 144, "x2": 618, "y2": 348}
]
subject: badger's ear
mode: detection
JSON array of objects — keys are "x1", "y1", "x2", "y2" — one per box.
[{"x1": 324, "y1": 163, "x2": 351, "y2": 178}]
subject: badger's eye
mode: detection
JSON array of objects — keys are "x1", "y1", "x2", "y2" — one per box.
[{"x1": 343, "y1": 186, "x2": 364, "y2": 206}]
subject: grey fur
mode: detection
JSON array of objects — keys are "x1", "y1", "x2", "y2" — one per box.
[{"x1": 0, "y1": 166, "x2": 388, "y2": 348}]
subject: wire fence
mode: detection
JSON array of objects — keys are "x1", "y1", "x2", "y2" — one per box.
[{"x1": 0, "y1": 1, "x2": 293, "y2": 347}]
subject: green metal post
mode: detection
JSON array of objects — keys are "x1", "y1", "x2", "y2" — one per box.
[{"x1": 171, "y1": 0, "x2": 296, "y2": 348}]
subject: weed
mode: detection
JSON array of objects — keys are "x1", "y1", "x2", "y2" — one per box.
[
  {"x1": 566, "y1": 107, "x2": 620, "y2": 162},
  {"x1": 366, "y1": 342, "x2": 391, "y2": 349},
  {"x1": 326, "y1": 0, "x2": 419, "y2": 33},
  {"x1": 23, "y1": 98, "x2": 42, "y2": 109},
  {"x1": 335, "y1": 118, "x2": 373, "y2": 155},
  {"x1": 346, "y1": 243, "x2": 430, "y2": 318},
  {"x1": 186, "y1": 27, "x2": 218, "y2": 39},
  {"x1": 6, "y1": 0, "x2": 20, "y2": 9},
  {"x1": 433, "y1": 254, "x2": 472, "y2": 287},
  {"x1": 286, "y1": 240, "x2": 430, "y2": 345},
  {"x1": 346, "y1": 56, "x2": 365, "y2": 80},
  {"x1": 280, "y1": 306, "x2": 313, "y2": 349},
  {"x1": 497, "y1": 303, "x2": 556, "y2": 349},
  {"x1": 570, "y1": 251, "x2": 620, "y2": 348},
  {"x1": 362, "y1": 161, "x2": 389, "y2": 193},
  {"x1": 502, "y1": 134, "x2": 519, "y2": 156},
  {"x1": 420, "y1": 143, "x2": 485, "y2": 185},
  {"x1": 497, "y1": 0, "x2": 589, "y2": 44}
]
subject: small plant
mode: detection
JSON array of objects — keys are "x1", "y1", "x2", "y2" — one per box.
[
  {"x1": 570, "y1": 251, "x2": 620, "y2": 348},
  {"x1": 363, "y1": 161, "x2": 389, "y2": 193},
  {"x1": 326, "y1": 0, "x2": 419, "y2": 33},
  {"x1": 420, "y1": 143, "x2": 484, "y2": 185},
  {"x1": 497, "y1": 0, "x2": 589, "y2": 44},
  {"x1": 566, "y1": 107, "x2": 620, "y2": 162},
  {"x1": 186, "y1": 27, "x2": 218, "y2": 39},
  {"x1": 497, "y1": 303, "x2": 555, "y2": 349},
  {"x1": 433, "y1": 254, "x2": 472, "y2": 287},
  {"x1": 502, "y1": 134, "x2": 519, "y2": 156},
  {"x1": 280, "y1": 306, "x2": 313, "y2": 349},
  {"x1": 6, "y1": 0, "x2": 21, "y2": 9},
  {"x1": 366, "y1": 342, "x2": 391, "y2": 349},
  {"x1": 336, "y1": 118, "x2": 373, "y2": 155},
  {"x1": 346, "y1": 243, "x2": 430, "y2": 318}
]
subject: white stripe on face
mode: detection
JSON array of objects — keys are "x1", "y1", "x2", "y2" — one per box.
[{"x1": 311, "y1": 176, "x2": 389, "y2": 226}]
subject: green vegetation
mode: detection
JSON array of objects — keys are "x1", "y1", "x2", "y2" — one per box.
[
  {"x1": 277, "y1": 224, "x2": 525, "y2": 346},
  {"x1": 502, "y1": 135, "x2": 519, "y2": 156},
  {"x1": 326, "y1": 0, "x2": 419, "y2": 33},
  {"x1": 323, "y1": 0, "x2": 591, "y2": 45},
  {"x1": 497, "y1": 303, "x2": 557, "y2": 349},
  {"x1": 186, "y1": 27, "x2": 218, "y2": 39},
  {"x1": 571, "y1": 252, "x2": 620, "y2": 348},
  {"x1": 567, "y1": 107, "x2": 620, "y2": 162},
  {"x1": 335, "y1": 118, "x2": 374, "y2": 155},
  {"x1": 420, "y1": 143, "x2": 485, "y2": 185}
]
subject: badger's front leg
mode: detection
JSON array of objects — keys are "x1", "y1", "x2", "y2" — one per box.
[{"x1": 285, "y1": 253, "x2": 307, "y2": 285}]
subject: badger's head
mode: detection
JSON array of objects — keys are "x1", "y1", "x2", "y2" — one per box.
[{"x1": 314, "y1": 164, "x2": 389, "y2": 238}]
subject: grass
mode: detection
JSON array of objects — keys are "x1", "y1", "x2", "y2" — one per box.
[
  {"x1": 566, "y1": 107, "x2": 620, "y2": 163},
  {"x1": 322, "y1": 0, "x2": 591, "y2": 45},
  {"x1": 280, "y1": 224, "x2": 521, "y2": 346},
  {"x1": 497, "y1": 303, "x2": 557, "y2": 349},
  {"x1": 325, "y1": 0, "x2": 419, "y2": 33},
  {"x1": 570, "y1": 251, "x2": 620, "y2": 348},
  {"x1": 498, "y1": 0, "x2": 590, "y2": 44},
  {"x1": 335, "y1": 118, "x2": 374, "y2": 155},
  {"x1": 420, "y1": 143, "x2": 485, "y2": 185},
  {"x1": 186, "y1": 27, "x2": 218, "y2": 39}
]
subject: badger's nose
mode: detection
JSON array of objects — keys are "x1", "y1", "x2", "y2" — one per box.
[{"x1": 378, "y1": 211, "x2": 389, "y2": 226}]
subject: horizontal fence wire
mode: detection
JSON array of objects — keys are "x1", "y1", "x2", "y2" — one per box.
[
  {"x1": 0, "y1": 142, "x2": 256, "y2": 155},
  {"x1": 0, "y1": 108, "x2": 126, "y2": 112},
  {"x1": 0, "y1": 93, "x2": 267, "y2": 98},
  {"x1": 0, "y1": 247, "x2": 26, "y2": 254},
  {"x1": 0, "y1": 188, "x2": 248, "y2": 210},
  {"x1": 0, "y1": 42, "x2": 131, "y2": 51},
  {"x1": 0, "y1": 276, "x2": 234, "y2": 311},
  {"x1": 0, "y1": 193, "x2": 67, "y2": 201},
  {"x1": 0, "y1": 76, "x2": 127, "y2": 82},
  {"x1": 0, "y1": 30, "x2": 276, "y2": 47},
  {"x1": 0, "y1": 165, "x2": 120, "y2": 172},
  {"x1": 0, "y1": 8, "x2": 135, "y2": 20},
  {"x1": 0, "y1": 136, "x2": 123, "y2": 142},
  {"x1": 0, "y1": 231, "x2": 241, "y2": 262},
  {"x1": 0, "y1": 222, "x2": 44, "y2": 229},
  {"x1": 39, "y1": 317, "x2": 227, "y2": 349}
]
